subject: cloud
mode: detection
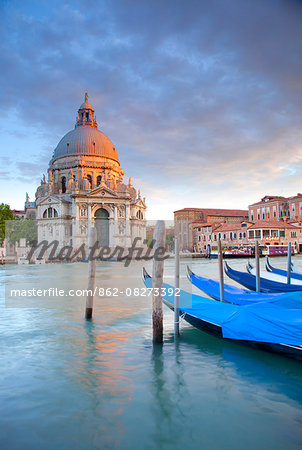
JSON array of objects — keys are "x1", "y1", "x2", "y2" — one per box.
[{"x1": 0, "y1": 0, "x2": 302, "y2": 216}]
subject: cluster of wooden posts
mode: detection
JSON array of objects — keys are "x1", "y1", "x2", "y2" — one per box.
[{"x1": 85, "y1": 221, "x2": 294, "y2": 342}]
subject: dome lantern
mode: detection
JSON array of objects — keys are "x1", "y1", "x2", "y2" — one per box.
[{"x1": 76, "y1": 92, "x2": 98, "y2": 129}]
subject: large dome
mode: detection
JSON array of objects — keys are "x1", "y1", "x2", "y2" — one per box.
[
  {"x1": 53, "y1": 126, "x2": 119, "y2": 162},
  {"x1": 52, "y1": 93, "x2": 119, "y2": 164}
]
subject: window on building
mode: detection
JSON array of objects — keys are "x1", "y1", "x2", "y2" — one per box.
[
  {"x1": 230, "y1": 232, "x2": 233, "y2": 240},
  {"x1": 214, "y1": 235, "x2": 217, "y2": 241},
  {"x1": 234, "y1": 233, "x2": 237, "y2": 239},
  {"x1": 223, "y1": 234, "x2": 226, "y2": 240},
  {"x1": 243, "y1": 232, "x2": 246, "y2": 238},
  {"x1": 198, "y1": 236, "x2": 201, "y2": 241},
  {"x1": 251, "y1": 215, "x2": 254, "y2": 221},
  {"x1": 291, "y1": 231, "x2": 297, "y2": 237},
  {"x1": 280, "y1": 230, "x2": 285, "y2": 237},
  {"x1": 96, "y1": 175, "x2": 102, "y2": 186},
  {"x1": 136, "y1": 210, "x2": 143, "y2": 220},
  {"x1": 87, "y1": 175, "x2": 92, "y2": 189},
  {"x1": 86, "y1": 112, "x2": 89, "y2": 121},
  {"x1": 258, "y1": 214, "x2": 260, "y2": 220},
  {"x1": 61, "y1": 177, "x2": 66, "y2": 193},
  {"x1": 274, "y1": 211, "x2": 276, "y2": 218},
  {"x1": 42, "y1": 207, "x2": 58, "y2": 219}
]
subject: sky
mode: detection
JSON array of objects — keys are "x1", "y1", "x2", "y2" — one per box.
[{"x1": 0, "y1": 0, "x2": 302, "y2": 219}]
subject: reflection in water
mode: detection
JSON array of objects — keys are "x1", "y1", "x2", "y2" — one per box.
[
  {"x1": 63, "y1": 320, "x2": 137, "y2": 448},
  {"x1": 151, "y1": 344, "x2": 175, "y2": 448},
  {"x1": 1, "y1": 260, "x2": 302, "y2": 449},
  {"x1": 150, "y1": 341, "x2": 199, "y2": 449}
]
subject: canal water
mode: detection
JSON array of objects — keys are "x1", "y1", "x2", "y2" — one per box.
[{"x1": 1, "y1": 257, "x2": 302, "y2": 449}]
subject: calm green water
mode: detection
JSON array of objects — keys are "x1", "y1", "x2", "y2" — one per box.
[{"x1": 1, "y1": 257, "x2": 302, "y2": 449}]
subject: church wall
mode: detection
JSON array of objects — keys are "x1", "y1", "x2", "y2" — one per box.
[{"x1": 31, "y1": 95, "x2": 147, "y2": 256}]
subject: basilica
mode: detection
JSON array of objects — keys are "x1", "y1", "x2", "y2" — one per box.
[{"x1": 26, "y1": 94, "x2": 147, "y2": 250}]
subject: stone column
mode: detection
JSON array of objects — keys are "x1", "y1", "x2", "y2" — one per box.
[
  {"x1": 125, "y1": 203, "x2": 130, "y2": 236},
  {"x1": 109, "y1": 217, "x2": 115, "y2": 248}
]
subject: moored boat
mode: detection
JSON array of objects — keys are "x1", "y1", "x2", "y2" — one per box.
[
  {"x1": 143, "y1": 268, "x2": 302, "y2": 360},
  {"x1": 225, "y1": 262, "x2": 302, "y2": 293},
  {"x1": 247, "y1": 261, "x2": 302, "y2": 285},
  {"x1": 291, "y1": 263, "x2": 302, "y2": 275},
  {"x1": 266, "y1": 258, "x2": 302, "y2": 281},
  {"x1": 187, "y1": 266, "x2": 302, "y2": 308}
]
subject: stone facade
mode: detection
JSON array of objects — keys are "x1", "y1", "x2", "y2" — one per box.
[
  {"x1": 193, "y1": 220, "x2": 302, "y2": 254},
  {"x1": 248, "y1": 194, "x2": 302, "y2": 222},
  {"x1": 174, "y1": 208, "x2": 248, "y2": 251},
  {"x1": 27, "y1": 94, "x2": 146, "y2": 250}
]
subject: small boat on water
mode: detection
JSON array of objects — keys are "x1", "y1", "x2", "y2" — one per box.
[
  {"x1": 187, "y1": 266, "x2": 302, "y2": 308},
  {"x1": 208, "y1": 243, "x2": 254, "y2": 259},
  {"x1": 143, "y1": 268, "x2": 302, "y2": 360},
  {"x1": 266, "y1": 259, "x2": 302, "y2": 281},
  {"x1": 247, "y1": 262, "x2": 302, "y2": 285},
  {"x1": 225, "y1": 262, "x2": 302, "y2": 293},
  {"x1": 291, "y1": 263, "x2": 302, "y2": 276}
]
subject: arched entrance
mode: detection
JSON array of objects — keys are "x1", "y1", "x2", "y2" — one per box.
[{"x1": 94, "y1": 208, "x2": 109, "y2": 246}]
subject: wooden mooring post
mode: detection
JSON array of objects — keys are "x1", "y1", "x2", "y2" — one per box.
[
  {"x1": 152, "y1": 220, "x2": 166, "y2": 344},
  {"x1": 218, "y1": 239, "x2": 224, "y2": 302},
  {"x1": 85, "y1": 227, "x2": 97, "y2": 319},
  {"x1": 174, "y1": 238, "x2": 180, "y2": 336},
  {"x1": 287, "y1": 242, "x2": 292, "y2": 285},
  {"x1": 255, "y1": 240, "x2": 260, "y2": 292}
]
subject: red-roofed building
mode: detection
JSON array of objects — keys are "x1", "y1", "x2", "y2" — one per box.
[
  {"x1": 174, "y1": 208, "x2": 248, "y2": 251},
  {"x1": 193, "y1": 219, "x2": 302, "y2": 254},
  {"x1": 193, "y1": 221, "x2": 252, "y2": 253},
  {"x1": 248, "y1": 194, "x2": 302, "y2": 222}
]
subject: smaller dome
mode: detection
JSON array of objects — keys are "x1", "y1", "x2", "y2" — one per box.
[
  {"x1": 79, "y1": 101, "x2": 93, "y2": 110},
  {"x1": 79, "y1": 92, "x2": 93, "y2": 110}
]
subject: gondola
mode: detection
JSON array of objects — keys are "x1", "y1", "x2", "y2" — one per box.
[
  {"x1": 247, "y1": 261, "x2": 302, "y2": 285},
  {"x1": 187, "y1": 266, "x2": 302, "y2": 308},
  {"x1": 266, "y1": 258, "x2": 302, "y2": 281},
  {"x1": 291, "y1": 262, "x2": 302, "y2": 275},
  {"x1": 225, "y1": 262, "x2": 302, "y2": 293},
  {"x1": 143, "y1": 268, "x2": 302, "y2": 360}
]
